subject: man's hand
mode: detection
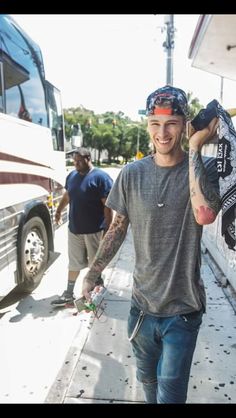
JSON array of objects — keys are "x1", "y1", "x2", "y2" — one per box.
[
  {"x1": 55, "y1": 191, "x2": 69, "y2": 225},
  {"x1": 188, "y1": 117, "x2": 219, "y2": 150},
  {"x1": 55, "y1": 209, "x2": 62, "y2": 225},
  {"x1": 82, "y1": 278, "x2": 95, "y2": 303}
]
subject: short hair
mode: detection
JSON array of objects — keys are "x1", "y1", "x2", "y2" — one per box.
[{"x1": 73, "y1": 147, "x2": 91, "y2": 159}]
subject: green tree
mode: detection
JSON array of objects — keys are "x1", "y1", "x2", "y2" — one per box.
[
  {"x1": 63, "y1": 107, "x2": 160, "y2": 163},
  {"x1": 182, "y1": 92, "x2": 204, "y2": 151},
  {"x1": 187, "y1": 91, "x2": 203, "y2": 119}
]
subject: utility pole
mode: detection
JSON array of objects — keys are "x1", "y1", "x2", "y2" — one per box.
[
  {"x1": 136, "y1": 125, "x2": 140, "y2": 155},
  {"x1": 163, "y1": 15, "x2": 175, "y2": 85},
  {"x1": 220, "y1": 76, "x2": 224, "y2": 104}
]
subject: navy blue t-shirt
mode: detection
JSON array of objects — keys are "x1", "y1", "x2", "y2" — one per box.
[{"x1": 65, "y1": 168, "x2": 113, "y2": 234}]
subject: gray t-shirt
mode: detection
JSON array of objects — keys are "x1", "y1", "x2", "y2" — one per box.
[{"x1": 106, "y1": 153, "x2": 219, "y2": 317}]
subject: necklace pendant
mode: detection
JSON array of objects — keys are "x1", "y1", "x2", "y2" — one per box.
[{"x1": 157, "y1": 203, "x2": 165, "y2": 208}]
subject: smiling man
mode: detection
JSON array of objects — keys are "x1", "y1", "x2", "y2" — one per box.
[{"x1": 75, "y1": 85, "x2": 221, "y2": 403}]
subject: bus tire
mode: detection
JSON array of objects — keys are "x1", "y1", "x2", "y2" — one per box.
[{"x1": 19, "y1": 216, "x2": 49, "y2": 292}]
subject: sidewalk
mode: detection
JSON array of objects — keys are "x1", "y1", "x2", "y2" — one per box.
[{"x1": 46, "y1": 228, "x2": 236, "y2": 404}]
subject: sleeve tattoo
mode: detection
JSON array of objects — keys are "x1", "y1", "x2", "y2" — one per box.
[
  {"x1": 85, "y1": 213, "x2": 129, "y2": 283},
  {"x1": 189, "y1": 149, "x2": 221, "y2": 223}
]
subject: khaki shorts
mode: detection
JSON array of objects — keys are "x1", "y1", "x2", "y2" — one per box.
[{"x1": 68, "y1": 228, "x2": 103, "y2": 271}]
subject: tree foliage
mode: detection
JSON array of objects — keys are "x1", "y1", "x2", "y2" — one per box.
[
  {"x1": 182, "y1": 92, "x2": 204, "y2": 151},
  {"x1": 187, "y1": 91, "x2": 203, "y2": 119}
]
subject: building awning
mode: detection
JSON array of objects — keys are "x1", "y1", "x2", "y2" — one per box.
[{"x1": 188, "y1": 15, "x2": 236, "y2": 81}]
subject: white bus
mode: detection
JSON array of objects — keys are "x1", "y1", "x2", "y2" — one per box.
[{"x1": 0, "y1": 15, "x2": 67, "y2": 297}]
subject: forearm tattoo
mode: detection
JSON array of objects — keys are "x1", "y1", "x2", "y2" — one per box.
[
  {"x1": 85, "y1": 213, "x2": 129, "y2": 283},
  {"x1": 189, "y1": 149, "x2": 221, "y2": 215}
]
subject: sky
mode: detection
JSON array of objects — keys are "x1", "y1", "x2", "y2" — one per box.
[{"x1": 11, "y1": 14, "x2": 236, "y2": 121}]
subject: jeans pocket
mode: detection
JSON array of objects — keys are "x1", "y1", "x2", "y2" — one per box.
[
  {"x1": 128, "y1": 304, "x2": 145, "y2": 342},
  {"x1": 178, "y1": 309, "x2": 203, "y2": 330}
]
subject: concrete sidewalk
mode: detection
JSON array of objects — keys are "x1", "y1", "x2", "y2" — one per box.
[{"x1": 46, "y1": 228, "x2": 236, "y2": 404}]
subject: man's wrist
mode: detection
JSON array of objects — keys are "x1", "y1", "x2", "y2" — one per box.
[
  {"x1": 84, "y1": 272, "x2": 101, "y2": 285},
  {"x1": 188, "y1": 142, "x2": 201, "y2": 153}
]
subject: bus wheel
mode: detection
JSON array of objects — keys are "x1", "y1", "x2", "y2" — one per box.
[{"x1": 19, "y1": 216, "x2": 49, "y2": 292}]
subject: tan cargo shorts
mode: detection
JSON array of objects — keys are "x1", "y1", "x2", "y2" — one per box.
[{"x1": 68, "y1": 228, "x2": 103, "y2": 271}]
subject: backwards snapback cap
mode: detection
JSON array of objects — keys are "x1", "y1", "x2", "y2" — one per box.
[{"x1": 146, "y1": 85, "x2": 189, "y2": 118}]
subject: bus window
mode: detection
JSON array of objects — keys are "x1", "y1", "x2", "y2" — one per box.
[{"x1": 0, "y1": 15, "x2": 47, "y2": 126}]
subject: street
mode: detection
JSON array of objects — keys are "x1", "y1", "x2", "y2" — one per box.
[
  {"x1": 0, "y1": 222, "x2": 88, "y2": 403},
  {"x1": 0, "y1": 167, "x2": 120, "y2": 404}
]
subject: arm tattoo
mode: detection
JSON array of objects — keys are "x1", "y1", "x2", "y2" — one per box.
[
  {"x1": 195, "y1": 205, "x2": 217, "y2": 223},
  {"x1": 85, "y1": 213, "x2": 129, "y2": 283},
  {"x1": 189, "y1": 149, "x2": 221, "y2": 215},
  {"x1": 190, "y1": 186, "x2": 196, "y2": 198}
]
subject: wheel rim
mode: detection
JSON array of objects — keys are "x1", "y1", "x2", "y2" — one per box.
[{"x1": 24, "y1": 229, "x2": 45, "y2": 277}]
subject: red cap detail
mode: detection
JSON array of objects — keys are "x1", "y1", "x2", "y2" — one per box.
[{"x1": 153, "y1": 107, "x2": 173, "y2": 115}]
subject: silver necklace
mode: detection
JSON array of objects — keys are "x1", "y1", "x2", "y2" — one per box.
[{"x1": 152, "y1": 154, "x2": 165, "y2": 208}]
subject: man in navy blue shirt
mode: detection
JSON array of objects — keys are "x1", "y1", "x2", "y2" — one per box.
[{"x1": 52, "y1": 147, "x2": 113, "y2": 307}]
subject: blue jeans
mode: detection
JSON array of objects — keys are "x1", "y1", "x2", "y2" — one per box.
[{"x1": 127, "y1": 302, "x2": 203, "y2": 404}]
